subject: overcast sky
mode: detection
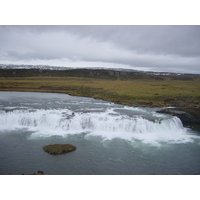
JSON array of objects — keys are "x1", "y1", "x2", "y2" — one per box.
[{"x1": 0, "y1": 25, "x2": 199, "y2": 74}]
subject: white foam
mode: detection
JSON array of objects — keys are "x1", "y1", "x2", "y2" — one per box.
[{"x1": 0, "y1": 108, "x2": 197, "y2": 144}]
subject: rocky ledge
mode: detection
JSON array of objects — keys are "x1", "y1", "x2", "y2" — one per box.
[
  {"x1": 43, "y1": 144, "x2": 77, "y2": 155},
  {"x1": 158, "y1": 107, "x2": 200, "y2": 132}
]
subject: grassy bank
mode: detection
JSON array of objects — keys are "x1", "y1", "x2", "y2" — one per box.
[{"x1": 0, "y1": 76, "x2": 199, "y2": 107}]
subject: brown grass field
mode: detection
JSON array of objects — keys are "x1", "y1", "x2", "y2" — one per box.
[{"x1": 0, "y1": 76, "x2": 199, "y2": 107}]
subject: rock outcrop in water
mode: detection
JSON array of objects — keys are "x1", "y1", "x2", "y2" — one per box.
[
  {"x1": 158, "y1": 107, "x2": 200, "y2": 132},
  {"x1": 22, "y1": 171, "x2": 44, "y2": 175},
  {"x1": 43, "y1": 144, "x2": 76, "y2": 155}
]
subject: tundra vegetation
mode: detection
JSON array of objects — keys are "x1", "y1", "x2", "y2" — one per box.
[{"x1": 0, "y1": 68, "x2": 199, "y2": 107}]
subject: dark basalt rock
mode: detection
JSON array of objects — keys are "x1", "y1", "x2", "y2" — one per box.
[
  {"x1": 158, "y1": 107, "x2": 200, "y2": 132},
  {"x1": 22, "y1": 171, "x2": 44, "y2": 175},
  {"x1": 43, "y1": 144, "x2": 76, "y2": 155}
]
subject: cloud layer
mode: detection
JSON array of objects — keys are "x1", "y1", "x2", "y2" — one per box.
[{"x1": 0, "y1": 25, "x2": 199, "y2": 73}]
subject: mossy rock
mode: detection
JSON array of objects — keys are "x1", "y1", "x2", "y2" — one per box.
[{"x1": 43, "y1": 144, "x2": 76, "y2": 155}]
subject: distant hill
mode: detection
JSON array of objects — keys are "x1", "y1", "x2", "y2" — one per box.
[{"x1": 0, "y1": 64, "x2": 199, "y2": 81}]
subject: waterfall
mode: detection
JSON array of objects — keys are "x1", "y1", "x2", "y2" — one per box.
[{"x1": 0, "y1": 108, "x2": 192, "y2": 143}]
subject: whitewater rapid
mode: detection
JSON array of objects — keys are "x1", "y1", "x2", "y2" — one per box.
[{"x1": 0, "y1": 106, "x2": 195, "y2": 144}]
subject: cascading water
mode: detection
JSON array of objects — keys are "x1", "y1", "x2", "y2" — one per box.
[{"x1": 0, "y1": 107, "x2": 193, "y2": 143}]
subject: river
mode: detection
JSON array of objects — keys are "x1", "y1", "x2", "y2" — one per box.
[{"x1": 0, "y1": 91, "x2": 200, "y2": 175}]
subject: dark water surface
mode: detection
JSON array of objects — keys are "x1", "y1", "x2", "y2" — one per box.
[{"x1": 0, "y1": 91, "x2": 200, "y2": 175}]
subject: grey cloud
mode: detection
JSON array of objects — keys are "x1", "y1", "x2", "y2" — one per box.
[
  {"x1": 0, "y1": 25, "x2": 199, "y2": 74},
  {"x1": 65, "y1": 25, "x2": 200, "y2": 57},
  {"x1": 5, "y1": 25, "x2": 200, "y2": 56}
]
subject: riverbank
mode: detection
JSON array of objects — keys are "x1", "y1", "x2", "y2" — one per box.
[{"x1": 0, "y1": 76, "x2": 199, "y2": 107}]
